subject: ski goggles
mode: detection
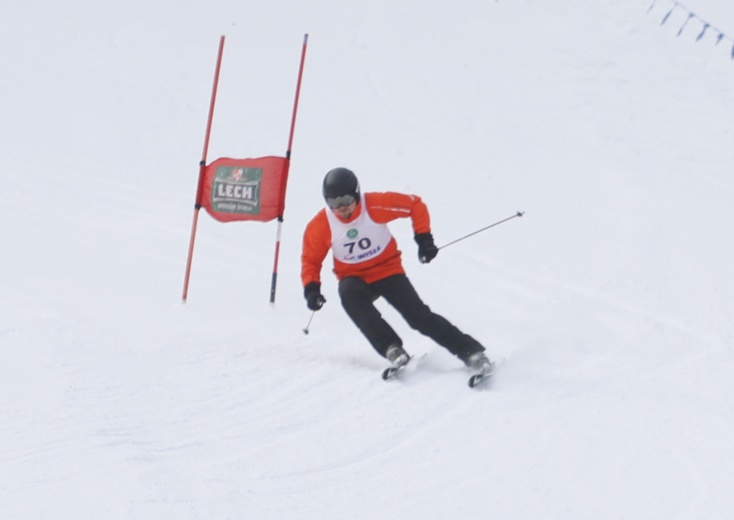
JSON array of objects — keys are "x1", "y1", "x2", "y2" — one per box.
[{"x1": 325, "y1": 194, "x2": 356, "y2": 209}]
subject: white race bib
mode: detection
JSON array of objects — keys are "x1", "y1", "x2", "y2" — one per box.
[{"x1": 325, "y1": 206, "x2": 393, "y2": 264}]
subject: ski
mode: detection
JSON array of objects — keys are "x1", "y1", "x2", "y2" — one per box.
[
  {"x1": 381, "y1": 365, "x2": 403, "y2": 381},
  {"x1": 381, "y1": 356, "x2": 411, "y2": 381},
  {"x1": 468, "y1": 370, "x2": 491, "y2": 388},
  {"x1": 381, "y1": 353, "x2": 426, "y2": 382},
  {"x1": 468, "y1": 362, "x2": 495, "y2": 389}
]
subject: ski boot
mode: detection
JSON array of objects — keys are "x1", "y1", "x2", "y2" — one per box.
[{"x1": 382, "y1": 344, "x2": 410, "y2": 380}]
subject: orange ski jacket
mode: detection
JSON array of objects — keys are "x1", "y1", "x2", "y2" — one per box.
[{"x1": 301, "y1": 192, "x2": 432, "y2": 286}]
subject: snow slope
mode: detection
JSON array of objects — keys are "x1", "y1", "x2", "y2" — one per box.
[{"x1": 2, "y1": 0, "x2": 734, "y2": 518}]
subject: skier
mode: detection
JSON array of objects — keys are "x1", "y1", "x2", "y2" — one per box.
[{"x1": 301, "y1": 167, "x2": 493, "y2": 377}]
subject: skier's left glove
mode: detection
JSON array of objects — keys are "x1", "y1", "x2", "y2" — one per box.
[
  {"x1": 304, "y1": 282, "x2": 326, "y2": 311},
  {"x1": 414, "y1": 233, "x2": 438, "y2": 264}
]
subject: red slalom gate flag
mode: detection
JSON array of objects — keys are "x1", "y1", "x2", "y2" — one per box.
[
  {"x1": 199, "y1": 156, "x2": 289, "y2": 223},
  {"x1": 182, "y1": 34, "x2": 309, "y2": 304}
]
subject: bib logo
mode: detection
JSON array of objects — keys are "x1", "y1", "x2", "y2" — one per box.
[
  {"x1": 211, "y1": 166, "x2": 262, "y2": 215},
  {"x1": 347, "y1": 229, "x2": 358, "y2": 239}
]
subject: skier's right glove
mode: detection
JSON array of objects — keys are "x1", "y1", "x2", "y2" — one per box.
[{"x1": 304, "y1": 282, "x2": 326, "y2": 311}]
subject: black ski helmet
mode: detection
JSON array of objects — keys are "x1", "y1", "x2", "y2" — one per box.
[{"x1": 322, "y1": 167, "x2": 360, "y2": 203}]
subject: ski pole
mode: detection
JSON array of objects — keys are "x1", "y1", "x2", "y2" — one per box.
[
  {"x1": 302, "y1": 311, "x2": 316, "y2": 335},
  {"x1": 439, "y1": 211, "x2": 524, "y2": 251}
]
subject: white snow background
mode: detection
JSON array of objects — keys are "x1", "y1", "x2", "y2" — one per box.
[{"x1": 2, "y1": 0, "x2": 734, "y2": 518}]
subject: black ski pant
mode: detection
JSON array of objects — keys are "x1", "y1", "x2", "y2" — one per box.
[{"x1": 338, "y1": 274, "x2": 485, "y2": 363}]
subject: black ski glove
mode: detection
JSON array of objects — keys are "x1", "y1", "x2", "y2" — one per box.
[
  {"x1": 414, "y1": 233, "x2": 438, "y2": 264},
  {"x1": 304, "y1": 282, "x2": 326, "y2": 311}
]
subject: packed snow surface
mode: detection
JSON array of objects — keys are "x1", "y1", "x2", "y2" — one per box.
[{"x1": 2, "y1": 0, "x2": 733, "y2": 518}]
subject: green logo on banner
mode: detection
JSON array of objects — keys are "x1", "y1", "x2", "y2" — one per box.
[
  {"x1": 211, "y1": 166, "x2": 262, "y2": 215},
  {"x1": 347, "y1": 229, "x2": 358, "y2": 239}
]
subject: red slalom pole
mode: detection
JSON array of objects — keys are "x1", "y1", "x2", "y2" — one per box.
[
  {"x1": 286, "y1": 34, "x2": 309, "y2": 159},
  {"x1": 269, "y1": 33, "x2": 309, "y2": 305},
  {"x1": 182, "y1": 35, "x2": 226, "y2": 303}
]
